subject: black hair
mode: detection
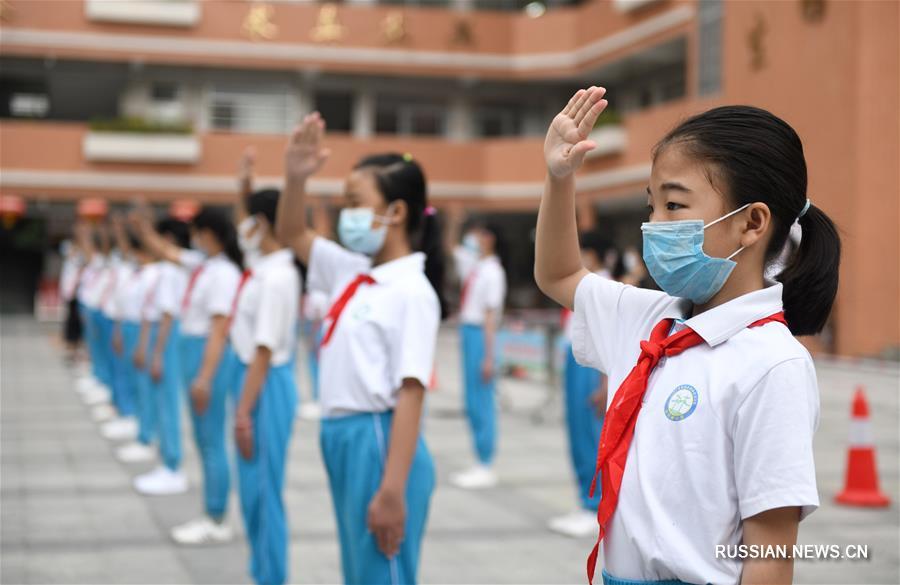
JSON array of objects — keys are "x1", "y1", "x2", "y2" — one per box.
[
  {"x1": 156, "y1": 218, "x2": 190, "y2": 249},
  {"x1": 191, "y1": 207, "x2": 243, "y2": 270},
  {"x1": 353, "y1": 153, "x2": 448, "y2": 319},
  {"x1": 481, "y1": 222, "x2": 509, "y2": 271},
  {"x1": 654, "y1": 105, "x2": 841, "y2": 336},
  {"x1": 579, "y1": 231, "x2": 627, "y2": 280},
  {"x1": 246, "y1": 188, "x2": 281, "y2": 228},
  {"x1": 126, "y1": 230, "x2": 142, "y2": 253}
]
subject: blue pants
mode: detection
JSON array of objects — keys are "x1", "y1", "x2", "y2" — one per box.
[
  {"x1": 304, "y1": 322, "x2": 322, "y2": 401},
  {"x1": 134, "y1": 323, "x2": 158, "y2": 447},
  {"x1": 112, "y1": 321, "x2": 140, "y2": 418},
  {"x1": 146, "y1": 321, "x2": 183, "y2": 471},
  {"x1": 96, "y1": 313, "x2": 116, "y2": 391},
  {"x1": 563, "y1": 345, "x2": 604, "y2": 510},
  {"x1": 321, "y1": 411, "x2": 435, "y2": 585},
  {"x1": 460, "y1": 323, "x2": 496, "y2": 465},
  {"x1": 601, "y1": 569, "x2": 698, "y2": 585},
  {"x1": 87, "y1": 309, "x2": 111, "y2": 388},
  {"x1": 233, "y1": 361, "x2": 298, "y2": 585},
  {"x1": 80, "y1": 305, "x2": 102, "y2": 382},
  {"x1": 179, "y1": 334, "x2": 232, "y2": 519}
]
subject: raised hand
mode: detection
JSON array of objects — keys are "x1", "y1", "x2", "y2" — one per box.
[
  {"x1": 285, "y1": 112, "x2": 331, "y2": 181},
  {"x1": 544, "y1": 86, "x2": 608, "y2": 178},
  {"x1": 239, "y1": 146, "x2": 256, "y2": 181}
]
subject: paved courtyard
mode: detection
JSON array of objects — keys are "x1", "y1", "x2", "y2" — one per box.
[{"x1": 1, "y1": 316, "x2": 897, "y2": 584}]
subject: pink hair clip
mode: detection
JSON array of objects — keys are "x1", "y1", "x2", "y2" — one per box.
[{"x1": 424, "y1": 206, "x2": 437, "y2": 217}]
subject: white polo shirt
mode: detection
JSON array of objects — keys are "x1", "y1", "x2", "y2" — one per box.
[
  {"x1": 78, "y1": 256, "x2": 106, "y2": 308},
  {"x1": 230, "y1": 249, "x2": 300, "y2": 367},
  {"x1": 142, "y1": 261, "x2": 188, "y2": 322},
  {"x1": 562, "y1": 269, "x2": 612, "y2": 343},
  {"x1": 180, "y1": 252, "x2": 241, "y2": 337},
  {"x1": 572, "y1": 275, "x2": 820, "y2": 584},
  {"x1": 101, "y1": 257, "x2": 133, "y2": 320},
  {"x1": 118, "y1": 263, "x2": 162, "y2": 323},
  {"x1": 454, "y1": 247, "x2": 506, "y2": 325},
  {"x1": 308, "y1": 237, "x2": 441, "y2": 418}
]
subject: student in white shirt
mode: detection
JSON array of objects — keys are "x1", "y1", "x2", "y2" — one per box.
[
  {"x1": 548, "y1": 231, "x2": 611, "y2": 539},
  {"x1": 229, "y1": 189, "x2": 300, "y2": 585},
  {"x1": 59, "y1": 238, "x2": 85, "y2": 365},
  {"x1": 135, "y1": 206, "x2": 243, "y2": 544},
  {"x1": 74, "y1": 223, "x2": 113, "y2": 402},
  {"x1": 107, "y1": 218, "x2": 162, "y2": 465},
  {"x1": 276, "y1": 113, "x2": 445, "y2": 585},
  {"x1": 448, "y1": 221, "x2": 507, "y2": 489},
  {"x1": 535, "y1": 89, "x2": 839, "y2": 585},
  {"x1": 132, "y1": 219, "x2": 192, "y2": 496}
]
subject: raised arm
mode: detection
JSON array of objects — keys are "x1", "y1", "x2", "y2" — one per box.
[
  {"x1": 275, "y1": 112, "x2": 331, "y2": 265},
  {"x1": 110, "y1": 212, "x2": 132, "y2": 258},
  {"x1": 128, "y1": 204, "x2": 183, "y2": 265},
  {"x1": 534, "y1": 86, "x2": 607, "y2": 309},
  {"x1": 235, "y1": 146, "x2": 255, "y2": 225}
]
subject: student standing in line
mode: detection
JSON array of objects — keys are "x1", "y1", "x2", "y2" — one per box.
[
  {"x1": 136, "y1": 205, "x2": 243, "y2": 545},
  {"x1": 132, "y1": 218, "x2": 193, "y2": 496},
  {"x1": 230, "y1": 188, "x2": 300, "y2": 585},
  {"x1": 444, "y1": 211, "x2": 507, "y2": 490},
  {"x1": 535, "y1": 87, "x2": 837, "y2": 584},
  {"x1": 276, "y1": 113, "x2": 445, "y2": 585}
]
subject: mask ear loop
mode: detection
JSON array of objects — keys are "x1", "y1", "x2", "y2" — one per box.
[{"x1": 703, "y1": 202, "x2": 752, "y2": 229}]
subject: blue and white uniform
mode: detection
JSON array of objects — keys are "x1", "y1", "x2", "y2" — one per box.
[
  {"x1": 103, "y1": 256, "x2": 136, "y2": 416},
  {"x1": 309, "y1": 237, "x2": 439, "y2": 585},
  {"x1": 230, "y1": 248, "x2": 300, "y2": 585},
  {"x1": 454, "y1": 247, "x2": 506, "y2": 465},
  {"x1": 561, "y1": 270, "x2": 610, "y2": 512},
  {"x1": 178, "y1": 250, "x2": 241, "y2": 521},
  {"x1": 142, "y1": 260, "x2": 189, "y2": 471},
  {"x1": 573, "y1": 276, "x2": 819, "y2": 584}
]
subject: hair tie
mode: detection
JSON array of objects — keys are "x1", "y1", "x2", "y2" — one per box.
[
  {"x1": 424, "y1": 206, "x2": 436, "y2": 217},
  {"x1": 403, "y1": 152, "x2": 414, "y2": 162},
  {"x1": 797, "y1": 198, "x2": 811, "y2": 221}
]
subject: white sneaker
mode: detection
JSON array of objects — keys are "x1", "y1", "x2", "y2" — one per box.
[
  {"x1": 548, "y1": 509, "x2": 597, "y2": 538},
  {"x1": 91, "y1": 403, "x2": 117, "y2": 422},
  {"x1": 116, "y1": 442, "x2": 156, "y2": 463},
  {"x1": 171, "y1": 517, "x2": 234, "y2": 545},
  {"x1": 75, "y1": 375, "x2": 97, "y2": 394},
  {"x1": 102, "y1": 417, "x2": 138, "y2": 441},
  {"x1": 450, "y1": 464, "x2": 498, "y2": 489},
  {"x1": 81, "y1": 387, "x2": 110, "y2": 406},
  {"x1": 134, "y1": 466, "x2": 188, "y2": 495},
  {"x1": 298, "y1": 401, "x2": 321, "y2": 420}
]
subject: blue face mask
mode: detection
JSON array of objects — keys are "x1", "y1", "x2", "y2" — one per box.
[
  {"x1": 462, "y1": 233, "x2": 481, "y2": 255},
  {"x1": 338, "y1": 205, "x2": 393, "y2": 256},
  {"x1": 641, "y1": 203, "x2": 750, "y2": 304}
]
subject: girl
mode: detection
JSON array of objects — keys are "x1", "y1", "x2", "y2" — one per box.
[
  {"x1": 275, "y1": 113, "x2": 445, "y2": 585},
  {"x1": 230, "y1": 189, "x2": 300, "y2": 585},
  {"x1": 535, "y1": 88, "x2": 838, "y2": 585},
  {"x1": 132, "y1": 218, "x2": 192, "y2": 496},
  {"x1": 137, "y1": 206, "x2": 242, "y2": 544},
  {"x1": 448, "y1": 221, "x2": 507, "y2": 490}
]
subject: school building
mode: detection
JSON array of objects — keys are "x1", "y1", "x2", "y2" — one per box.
[{"x1": 0, "y1": 0, "x2": 897, "y2": 357}]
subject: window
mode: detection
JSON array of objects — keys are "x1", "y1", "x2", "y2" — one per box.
[
  {"x1": 698, "y1": 0, "x2": 722, "y2": 96},
  {"x1": 474, "y1": 105, "x2": 521, "y2": 137},
  {"x1": 208, "y1": 84, "x2": 294, "y2": 134},
  {"x1": 314, "y1": 91, "x2": 353, "y2": 133},
  {"x1": 375, "y1": 97, "x2": 447, "y2": 136},
  {"x1": 151, "y1": 81, "x2": 178, "y2": 102}
]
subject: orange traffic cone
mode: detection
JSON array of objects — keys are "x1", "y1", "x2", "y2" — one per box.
[{"x1": 835, "y1": 386, "x2": 891, "y2": 507}]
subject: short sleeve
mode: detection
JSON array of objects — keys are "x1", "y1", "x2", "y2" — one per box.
[
  {"x1": 733, "y1": 358, "x2": 820, "y2": 521},
  {"x1": 572, "y1": 272, "x2": 677, "y2": 374},
  {"x1": 207, "y1": 265, "x2": 240, "y2": 317},
  {"x1": 156, "y1": 265, "x2": 185, "y2": 316},
  {"x1": 453, "y1": 246, "x2": 477, "y2": 280},
  {"x1": 254, "y1": 272, "x2": 296, "y2": 354},
  {"x1": 308, "y1": 236, "x2": 370, "y2": 296},
  {"x1": 483, "y1": 265, "x2": 505, "y2": 311},
  {"x1": 389, "y1": 287, "x2": 440, "y2": 390}
]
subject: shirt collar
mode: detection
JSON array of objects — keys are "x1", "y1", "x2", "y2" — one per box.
[
  {"x1": 369, "y1": 252, "x2": 426, "y2": 284},
  {"x1": 682, "y1": 283, "x2": 785, "y2": 346},
  {"x1": 252, "y1": 248, "x2": 293, "y2": 273}
]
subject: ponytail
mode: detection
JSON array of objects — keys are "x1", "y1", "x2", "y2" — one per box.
[
  {"x1": 422, "y1": 209, "x2": 448, "y2": 319},
  {"x1": 777, "y1": 204, "x2": 841, "y2": 336},
  {"x1": 192, "y1": 207, "x2": 243, "y2": 270}
]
